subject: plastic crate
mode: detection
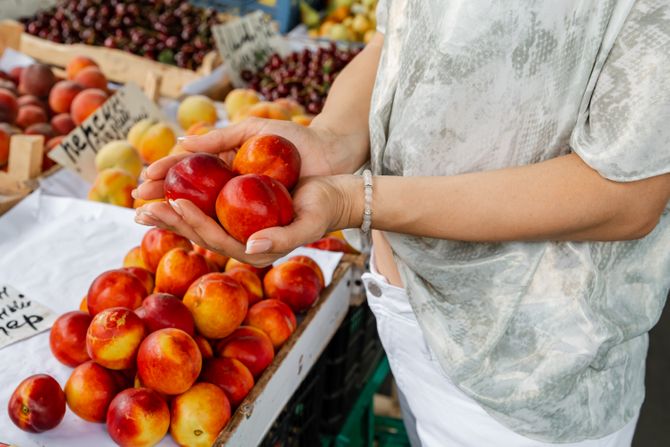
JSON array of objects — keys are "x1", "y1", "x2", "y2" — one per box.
[
  {"x1": 190, "y1": 0, "x2": 325, "y2": 34},
  {"x1": 261, "y1": 356, "x2": 326, "y2": 447}
]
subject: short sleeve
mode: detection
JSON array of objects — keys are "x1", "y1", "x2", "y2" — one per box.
[
  {"x1": 570, "y1": 0, "x2": 670, "y2": 182},
  {"x1": 376, "y1": 0, "x2": 388, "y2": 34}
]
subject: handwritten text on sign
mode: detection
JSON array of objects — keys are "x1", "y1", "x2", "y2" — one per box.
[
  {"x1": 0, "y1": 285, "x2": 56, "y2": 350},
  {"x1": 48, "y1": 83, "x2": 167, "y2": 183},
  {"x1": 212, "y1": 11, "x2": 288, "y2": 87}
]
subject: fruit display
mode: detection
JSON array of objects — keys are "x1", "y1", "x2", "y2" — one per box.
[
  {"x1": 20, "y1": 1, "x2": 225, "y2": 70},
  {"x1": 239, "y1": 44, "x2": 362, "y2": 115},
  {"x1": 7, "y1": 224, "x2": 329, "y2": 445},
  {"x1": 302, "y1": 0, "x2": 378, "y2": 43},
  {"x1": 0, "y1": 56, "x2": 109, "y2": 169}
]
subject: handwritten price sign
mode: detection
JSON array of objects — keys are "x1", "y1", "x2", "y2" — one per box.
[{"x1": 0, "y1": 285, "x2": 56, "y2": 350}]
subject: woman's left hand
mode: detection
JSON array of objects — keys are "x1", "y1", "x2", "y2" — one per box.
[{"x1": 134, "y1": 175, "x2": 359, "y2": 267}]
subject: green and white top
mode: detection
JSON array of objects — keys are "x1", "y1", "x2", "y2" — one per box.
[{"x1": 370, "y1": 0, "x2": 670, "y2": 442}]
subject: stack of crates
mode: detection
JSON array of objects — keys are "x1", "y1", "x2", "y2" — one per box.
[{"x1": 190, "y1": 0, "x2": 325, "y2": 34}]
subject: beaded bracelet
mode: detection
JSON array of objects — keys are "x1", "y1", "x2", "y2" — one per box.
[{"x1": 361, "y1": 169, "x2": 373, "y2": 233}]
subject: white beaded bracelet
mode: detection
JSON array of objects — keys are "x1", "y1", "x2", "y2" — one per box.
[{"x1": 361, "y1": 169, "x2": 373, "y2": 233}]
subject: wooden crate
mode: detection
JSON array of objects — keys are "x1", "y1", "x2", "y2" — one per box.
[{"x1": 0, "y1": 20, "x2": 224, "y2": 99}]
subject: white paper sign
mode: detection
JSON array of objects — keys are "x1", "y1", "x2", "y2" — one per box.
[
  {"x1": 0, "y1": 284, "x2": 56, "y2": 350},
  {"x1": 48, "y1": 83, "x2": 167, "y2": 182},
  {"x1": 212, "y1": 11, "x2": 288, "y2": 87}
]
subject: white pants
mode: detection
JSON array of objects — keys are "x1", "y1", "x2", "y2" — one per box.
[{"x1": 362, "y1": 258, "x2": 639, "y2": 447}]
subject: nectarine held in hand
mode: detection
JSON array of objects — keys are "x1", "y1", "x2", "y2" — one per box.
[
  {"x1": 216, "y1": 174, "x2": 294, "y2": 243},
  {"x1": 164, "y1": 153, "x2": 235, "y2": 218},
  {"x1": 233, "y1": 134, "x2": 301, "y2": 190},
  {"x1": 170, "y1": 383, "x2": 231, "y2": 447},
  {"x1": 106, "y1": 388, "x2": 170, "y2": 447},
  {"x1": 49, "y1": 310, "x2": 92, "y2": 367},
  {"x1": 8, "y1": 374, "x2": 66, "y2": 432},
  {"x1": 136, "y1": 328, "x2": 202, "y2": 395}
]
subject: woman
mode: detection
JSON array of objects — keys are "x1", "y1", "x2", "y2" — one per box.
[{"x1": 134, "y1": 1, "x2": 670, "y2": 445}]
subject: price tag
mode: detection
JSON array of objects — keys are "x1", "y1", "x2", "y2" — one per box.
[
  {"x1": 0, "y1": 285, "x2": 57, "y2": 351},
  {"x1": 212, "y1": 10, "x2": 288, "y2": 87},
  {"x1": 48, "y1": 83, "x2": 167, "y2": 182}
]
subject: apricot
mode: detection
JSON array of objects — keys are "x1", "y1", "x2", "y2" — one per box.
[
  {"x1": 49, "y1": 311, "x2": 92, "y2": 367},
  {"x1": 126, "y1": 118, "x2": 154, "y2": 149},
  {"x1": 224, "y1": 88, "x2": 260, "y2": 121},
  {"x1": 170, "y1": 383, "x2": 231, "y2": 447},
  {"x1": 88, "y1": 168, "x2": 137, "y2": 208},
  {"x1": 73, "y1": 66, "x2": 107, "y2": 90},
  {"x1": 177, "y1": 95, "x2": 217, "y2": 130},
  {"x1": 136, "y1": 328, "x2": 202, "y2": 395},
  {"x1": 137, "y1": 122, "x2": 176, "y2": 164},
  {"x1": 183, "y1": 272, "x2": 248, "y2": 339},
  {"x1": 273, "y1": 98, "x2": 305, "y2": 117},
  {"x1": 234, "y1": 101, "x2": 291, "y2": 122},
  {"x1": 94, "y1": 140, "x2": 142, "y2": 177},
  {"x1": 66, "y1": 56, "x2": 99, "y2": 80},
  {"x1": 185, "y1": 121, "x2": 214, "y2": 136},
  {"x1": 86, "y1": 307, "x2": 146, "y2": 370},
  {"x1": 291, "y1": 114, "x2": 314, "y2": 126}
]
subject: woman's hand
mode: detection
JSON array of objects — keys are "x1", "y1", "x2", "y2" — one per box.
[{"x1": 135, "y1": 175, "x2": 360, "y2": 267}]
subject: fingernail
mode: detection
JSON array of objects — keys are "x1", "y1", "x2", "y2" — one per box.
[
  {"x1": 169, "y1": 199, "x2": 184, "y2": 217},
  {"x1": 131, "y1": 188, "x2": 139, "y2": 199},
  {"x1": 246, "y1": 239, "x2": 272, "y2": 254},
  {"x1": 139, "y1": 168, "x2": 147, "y2": 180},
  {"x1": 177, "y1": 136, "x2": 194, "y2": 143},
  {"x1": 135, "y1": 210, "x2": 155, "y2": 225}
]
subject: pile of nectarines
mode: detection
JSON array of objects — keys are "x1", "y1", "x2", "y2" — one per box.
[
  {"x1": 0, "y1": 56, "x2": 109, "y2": 171},
  {"x1": 8, "y1": 226, "x2": 328, "y2": 446}
]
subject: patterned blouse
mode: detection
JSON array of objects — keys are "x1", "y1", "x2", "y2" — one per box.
[{"x1": 370, "y1": 0, "x2": 670, "y2": 442}]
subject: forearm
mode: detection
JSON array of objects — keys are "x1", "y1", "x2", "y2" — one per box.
[
  {"x1": 310, "y1": 33, "x2": 384, "y2": 174},
  {"x1": 336, "y1": 153, "x2": 670, "y2": 242}
]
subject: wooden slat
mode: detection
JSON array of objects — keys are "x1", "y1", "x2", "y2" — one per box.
[{"x1": 0, "y1": 20, "x2": 22, "y2": 55}]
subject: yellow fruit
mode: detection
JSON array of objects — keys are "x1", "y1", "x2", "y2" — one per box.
[
  {"x1": 95, "y1": 140, "x2": 142, "y2": 178},
  {"x1": 352, "y1": 14, "x2": 371, "y2": 34},
  {"x1": 137, "y1": 122, "x2": 176, "y2": 164},
  {"x1": 328, "y1": 23, "x2": 350, "y2": 41},
  {"x1": 177, "y1": 95, "x2": 218, "y2": 130},
  {"x1": 364, "y1": 29, "x2": 376, "y2": 44},
  {"x1": 88, "y1": 168, "x2": 137, "y2": 208},
  {"x1": 127, "y1": 119, "x2": 155, "y2": 149},
  {"x1": 224, "y1": 89, "x2": 261, "y2": 121}
]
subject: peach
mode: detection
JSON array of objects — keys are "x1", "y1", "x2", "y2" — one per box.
[
  {"x1": 65, "y1": 361, "x2": 121, "y2": 422},
  {"x1": 225, "y1": 258, "x2": 269, "y2": 278},
  {"x1": 289, "y1": 255, "x2": 325, "y2": 288},
  {"x1": 74, "y1": 66, "x2": 107, "y2": 90},
  {"x1": 94, "y1": 139, "x2": 142, "y2": 177},
  {"x1": 200, "y1": 357, "x2": 254, "y2": 408},
  {"x1": 49, "y1": 311, "x2": 92, "y2": 367},
  {"x1": 9, "y1": 66, "x2": 23, "y2": 85},
  {"x1": 194, "y1": 335, "x2": 214, "y2": 359},
  {"x1": 194, "y1": 243, "x2": 229, "y2": 271},
  {"x1": 135, "y1": 293, "x2": 195, "y2": 336},
  {"x1": 51, "y1": 113, "x2": 76, "y2": 135},
  {"x1": 233, "y1": 134, "x2": 301, "y2": 190},
  {"x1": 19, "y1": 64, "x2": 56, "y2": 97},
  {"x1": 8, "y1": 374, "x2": 66, "y2": 432},
  {"x1": 137, "y1": 328, "x2": 202, "y2": 395},
  {"x1": 48, "y1": 80, "x2": 84, "y2": 113},
  {"x1": 79, "y1": 295, "x2": 88, "y2": 313},
  {"x1": 218, "y1": 326, "x2": 275, "y2": 378},
  {"x1": 234, "y1": 101, "x2": 291, "y2": 122},
  {"x1": 137, "y1": 122, "x2": 176, "y2": 164},
  {"x1": 155, "y1": 248, "x2": 210, "y2": 297},
  {"x1": 123, "y1": 246, "x2": 150, "y2": 269},
  {"x1": 183, "y1": 272, "x2": 248, "y2": 339},
  {"x1": 245, "y1": 299, "x2": 297, "y2": 349},
  {"x1": 106, "y1": 388, "x2": 170, "y2": 447},
  {"x1": 126, "y1": 118, "x2": 154, "y2": 149},
  {"x1": 88, "y1": 168, "x2": 137, "y2": 208},
  {"x1": 264, "y1": 261, "x2": 323, "y2": 313},
  {"x1": 0, "y1": 123, "x2": 18, "y2": 166},
  {"x1": 227, "y1": 267, "x2": 263, "y2": 306},
  {"x1": 185, "y1": 121, "x2": 214, "y2": 136},
  {"x1": 216, "y1": 174, "x2": 294, "y2": 243},
  {"x1": 307, "y1": 236, "x2": 357, "y2": 253},
  {"x1": 86, "y1": 307, "x2": 146, "y2": 370},
  {"x1": 224, "y1": 88, "x2": 260, "y2": 120},
  {"x1": 177, "y1": 95, "x2": 217, "y2": 130},
  {"x1": 17, "y1": 94, "x2": 47, "y2": 112},
  {"x1": 0, "y1": 88, "x2": 18, "y2": 124},
  {"x1": 170, "y1": 383, "x2": 231, "y2": 447},
  {"x1": 273, "y1": 98, "x2": 305, "y2": 117},
  {"x1": 16, "y1": 104, "x2": 47, "y2": 129},
  {"x1": 71, "y1": 88, "x2": 108, "y2": 125},
  {"x1": 87, "y1": 269, "x2": 146, "y2": 316},
  {"x1": 43, "y1": 136, "x2": 64, "y2": 171},
  {"x1": 66, "y1": 56, "x2": 99, "y2": 80},
  {"x1": 24, "y1": 123, "x2": 55, "y2": 140},
  {"x1": 291, "y1": 114, "x2": 314, "y2": 126},
  {"x1": 140, "y1": 228, "x2": 193, "y2": 273},
  {"x1": 164, "y1": 153, "x2": 235, "y2": 218},
  {"x1": 121, "y1": 266, "x2": 155, "y2": 295}
]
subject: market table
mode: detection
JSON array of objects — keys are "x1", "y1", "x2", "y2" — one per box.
[{"x1": 0, "y1": 191, "x2": 356, "y2": 446}]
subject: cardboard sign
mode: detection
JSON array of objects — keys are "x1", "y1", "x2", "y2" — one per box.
[
  {"x1": 0, "y1": 285, "x2": 56, "y2": 350},
  {"x1": 212, "y1": 11, "x2": 288, "y2": 87},
  {"x1": 48, "y1": 83, "x2": 167, "y2": 182}
]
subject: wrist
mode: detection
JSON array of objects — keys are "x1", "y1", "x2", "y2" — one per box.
[
  {"x1": 327, "y1": 174, "x2": 365, "y2": 231},
  {"x1": 308, "y1": 119, "x2": 370, "y2": 175}
]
